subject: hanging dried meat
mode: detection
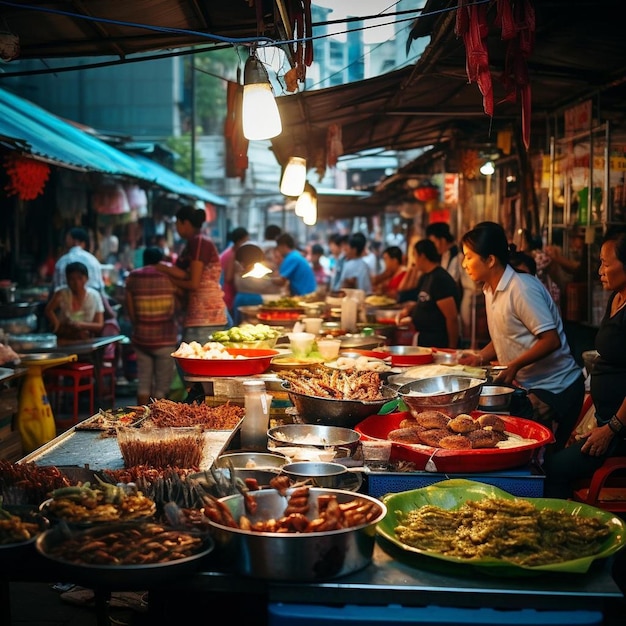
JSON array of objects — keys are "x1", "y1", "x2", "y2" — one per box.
[{"x1": 456, "y1": 0, "x2": 536, "y2": 149}]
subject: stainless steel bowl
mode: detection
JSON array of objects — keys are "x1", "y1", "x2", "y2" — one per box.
[
  {"x1": 281, "y1": 382, "x2": 398, "y2": 428},
  {"x1": 478, "y1": 384, "x2": 516, "y2": 411},
  {"x1": 339, "y1": 334, "x2": 386, "y2": 351},
  {"x1": 207, "y1": 487, "x2": 386, "y2": 580},
  {"x1": 398, "y1": 374, "x2": 485, "y2": 418},
  {"x1": 267, "y1": 424, "x2": 361, "y2": 456},
  {"x1": 281, "y1": 461, "x2": 348, "y2": 489},
  {"x1": 212, "y1": 452, "x2": 288, "y2": 486}
]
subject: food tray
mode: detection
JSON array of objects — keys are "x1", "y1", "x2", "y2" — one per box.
[
  {"x1": 74, "y1": 407, "x2": 149, "y2": 431},
  {"x1": 174, "y1": 348, "x2": 279, "y2": 377},
  {"x1": 36, "y1": 522, "x2": 214, "y2": 589},
  {"x1": 355, "y1": 411, "x2": 554, "y2": 473},
  {"x1": 20, "y1": 425, "x2": 239, "y2": 472},
  {"x1": 377, "y1": 479, "x2": 626, "y2": 576}
]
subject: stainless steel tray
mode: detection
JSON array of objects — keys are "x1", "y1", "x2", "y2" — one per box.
[{"x1": 19, "y1": 424, "x2": 240, "y2": 471}]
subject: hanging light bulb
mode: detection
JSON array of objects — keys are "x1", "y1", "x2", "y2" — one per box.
[
  {"x1": 242, "y1": 53, "x2": 282, "y2": 141},
  {"x1": 298, "y1": 182, "x2": 317, "y2": 226},
  {"x1": 242, "y1": 262, "x2": 273, "y2": 278},
  {"x1": 280, "y1": 156, "x2": 307, "y2": 196},
  {"x1": 295, "y1": 181, "x2": 316, "y2": 217},
  {"x1": 303, "y1": 201, "x2": 317, "y2": 226},
  {"x1": 480, "y1": 160, "x2": 495, "y2": 176}
]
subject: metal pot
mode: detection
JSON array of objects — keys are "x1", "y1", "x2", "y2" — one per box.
[
  {"x1": 398, "y1": 375, "x2": 485, "y2": 418},
  {"x1": 281, "y1": 382, "x2": 398, "y2": 429},
  {"x1": 267, "y1": 423, "x2": 361, "y2": 456},
  {"x1": 207, "y1": 487, "x2": 386, "y2": 580},
  {"x1": 478, "y1": 384, "x2": 516, "y2": 411},
  {"x1": 339, "y1": 334, "x2": 386, "y2": 351}
]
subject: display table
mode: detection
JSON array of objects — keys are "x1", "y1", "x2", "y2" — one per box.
[{"x1": 8, "y1": 407, "x2": 625, "y2": 626}]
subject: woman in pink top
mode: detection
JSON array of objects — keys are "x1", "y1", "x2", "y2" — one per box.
[{"x1": 157, "y1": 205, "x2": 230, "y2": 344}]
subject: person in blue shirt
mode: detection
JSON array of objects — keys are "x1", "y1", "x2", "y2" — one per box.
[
  {"x1": 272, "y1": 233, "x2": 317, "y2": 296},
  {"x1": 338, "y1": 232, "x2": 372, "y2": 293}
]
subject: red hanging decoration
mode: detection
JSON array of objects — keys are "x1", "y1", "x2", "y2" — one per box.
[{"x1": 4, "y1": 154, "x2": 51, "y2": 200}]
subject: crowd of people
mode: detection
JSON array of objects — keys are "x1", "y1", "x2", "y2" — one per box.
[{"x1": 38, "y1": 214, "x2": 626, "y2": 501}]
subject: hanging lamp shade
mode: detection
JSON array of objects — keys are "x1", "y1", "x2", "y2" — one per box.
[
  {"x1": 280, "y1": 156, "x2": 307, "y2": 196},
  {"x1": 295, "y1": 181, "x2": 316, "y2": 217},
  {"x1": 298, "y1": 183, "x2": 317, "y2": 225},
  {"x1": 242, "y1": 55, "x2": 282, "y2": 141}
]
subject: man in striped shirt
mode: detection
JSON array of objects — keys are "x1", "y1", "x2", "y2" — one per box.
[{"x1": 124, "y1": 247, "x2": 179, "y2": 405}]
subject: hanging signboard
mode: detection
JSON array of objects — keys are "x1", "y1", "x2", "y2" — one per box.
[{"x1": 564, "y1": 100, "x2": 592, "y2": 135}]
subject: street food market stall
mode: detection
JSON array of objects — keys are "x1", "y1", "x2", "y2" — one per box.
[{"x1": 2, "y1": 321, "x2": 625, "y2": 626}]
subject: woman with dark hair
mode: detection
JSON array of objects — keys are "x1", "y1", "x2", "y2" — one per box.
[
  {"x1": 458, "y1": 221, "x2": 584, "y2": 454},
  {"x1": 219, "y1": 226, "x2": 249, "y2": 318},
  {"x1": 156, "y1": 205, "x2": 229, "y2": 343},
  {"x1": 544, "y1": 226, "x2": 626, "y2": 498},
  {"x1": 372, "y1": 245, "x2": 407, "y2": 300},
  {"x1": 397, "y1": 239, "x2": 459, "y2": 349},
  {"x1": 45, "y1": 261, "x2": 104, "y2": 340}
]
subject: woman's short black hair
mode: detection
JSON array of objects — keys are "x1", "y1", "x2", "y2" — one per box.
[
  {"x1": 383, "y1": 246, "x2": 403, "y2": 263},
  {"x1": 176, "y1": 205, "x2": 206, "y2": 229},
  {"x1": 461, "y1": 221, "x2": 510, "y2": 267},
  {"x1": 414, "y1": 239, "x2": 441, "y2": 263},
  {"x1": 603, "y1": 225, "x2": 626, "y2": 266},
  {"x1": 65, "y1": 261, "x2": 89, "y2": 278}
]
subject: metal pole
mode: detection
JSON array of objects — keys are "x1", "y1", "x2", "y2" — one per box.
[{"x1": 190, "y1": 59, "x2": 196, "y2": 183}]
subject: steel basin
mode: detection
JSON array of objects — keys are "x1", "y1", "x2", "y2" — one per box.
[
  {"x1": 478, "y1": 384, "x2": 516, "y2": 410},
  {"x1": 208, "y1": 487, "x2": 386, "y2": 580}
]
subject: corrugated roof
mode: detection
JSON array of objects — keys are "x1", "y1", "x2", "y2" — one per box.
[{"x1": 0, "y1": 87, "x2": 226, "y2": 204}]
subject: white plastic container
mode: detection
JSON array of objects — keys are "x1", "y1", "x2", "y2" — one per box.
[{"x1": 241, "y1": 380, "x2": 271, "y2": 451}]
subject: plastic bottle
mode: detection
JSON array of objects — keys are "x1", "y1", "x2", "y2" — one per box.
[
  {"x1": 241, "y1": 380, "x2": 270, "y2": 450},
  {"x1": 341, "y1": 295, "x2": 358, "y2": 333}
]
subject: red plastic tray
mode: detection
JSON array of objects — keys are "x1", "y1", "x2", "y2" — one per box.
[
  {"x1": 173, "y1": 348, "x2": 279, "y2": 377},
  {"x1": 354, "y1": 411, "x2": 555, "y2": 473}
]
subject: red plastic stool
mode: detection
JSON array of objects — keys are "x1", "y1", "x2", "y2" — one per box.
[
  {"x1": 100, "y1": 362, "x2": 116, "y2": 409},
  {"x1": 44, "y1": 362, "x2": 95, "y2": 426}
]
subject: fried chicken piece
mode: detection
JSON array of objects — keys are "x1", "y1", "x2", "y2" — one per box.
[
  {"x1": 417, "y1": 428, "x2": 450, "y2": 447},
  {"x1": 467, "y1": 429, "x2": 501, "y2": 448},
  {"x1": 477, "y1": 414, "x2": 506, "y2": 431},
  {"x1": 438, "y1": 434, "x2": 472, "y2": 450},
  {"x1": 414, "y1": 410, "x2": 450, "y2": 429},
  {"x1": 388, "y1": 427, "x2": 424, "y2": 444},
  {"x1": 447, "y1": 414, "x2": 479, "y2": 434}
]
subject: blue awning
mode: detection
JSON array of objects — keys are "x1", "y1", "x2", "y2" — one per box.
[
  {"x1": 128, "y1": 154, "x2": 227, "y2": 206},
  {"x1": 0, "y1": 87, "x2": 226, "y2": 204}
]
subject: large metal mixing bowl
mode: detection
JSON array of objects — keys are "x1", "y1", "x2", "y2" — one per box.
[
  {"x1": 267, "y1": 423, "x2": 361, "y2": 456},
  {"x1": 282, "y1": 382, "x2": 398, "y2": 428},
  {"x1": 208, "y1": 487, "x2": 386, "y2": 581},
  {"x1": 398, "y1": 374, "x2": 485, "y2": 418}
]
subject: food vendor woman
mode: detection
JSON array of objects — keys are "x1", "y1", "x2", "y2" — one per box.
[
  {"x1": 458, "y1": 221, "x2": 584, "y2": 455},
  {"x1": 544, "y1": 226, "x2": 626, "y2": 497}
]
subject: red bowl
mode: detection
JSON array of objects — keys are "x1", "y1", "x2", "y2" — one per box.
[
  {"x1": 354, "y1": 411, "x2": 554, "y2": 473},
  {"x1": 372, "y1": 346, "x2": 434, "y2": 367},
  {"x1": 173, "y1": 348, "x2": 280, "y2": 377}
]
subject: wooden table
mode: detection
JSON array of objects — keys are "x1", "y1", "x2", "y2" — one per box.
[{"x1": 53, "y1": 335, "x2": 126, "y2": 408}]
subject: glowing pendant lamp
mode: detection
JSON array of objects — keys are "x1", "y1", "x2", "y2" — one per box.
[
  {"x1": 280, "y1": 156, "x2": 307, "y2": 196},
  {"x1": 242, "y1": 54, "x2": 282, "y2": 141},
  {"x1": 297, "y1": 182, "x2": 318, "y2": 225}
]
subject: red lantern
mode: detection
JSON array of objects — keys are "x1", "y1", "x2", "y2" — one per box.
[
  {"x1": 413, "y1": 184, "x2": 439, "y2": 202},
  {"x1": 4, "y1": 155, "x2": 50, "y2": 200}
]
